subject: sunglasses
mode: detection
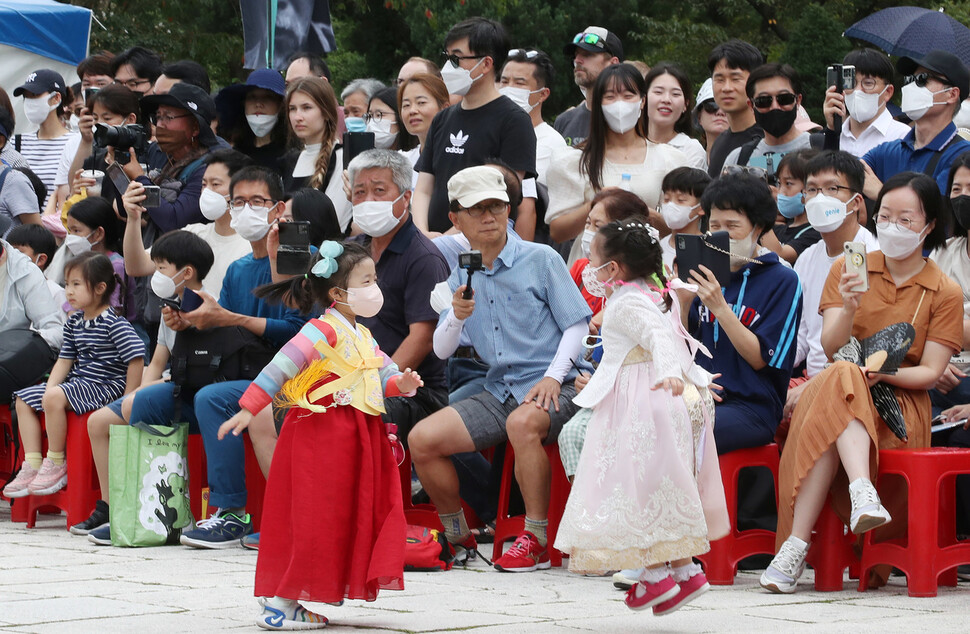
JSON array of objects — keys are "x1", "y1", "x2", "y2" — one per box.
[
  {"x1": 699, "y1": 100, "x2": 720, "y2": 114},
  {"x1": 573, "y1": 32, "x2": 605, "y2": 49},
  {"x1": 441, "y1": 51, "x2": 484, "y2": 68},
  {"x1": 903, "y1": 72, "x2": 951, "y2": 88},
  {"x1": 752, "y1": 93, "x2": 798, "y2": 110}
]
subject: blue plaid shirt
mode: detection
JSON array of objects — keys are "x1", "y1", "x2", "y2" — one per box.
[{"x1": 443, "y1": 237, "x2": 592, "y2": 403}]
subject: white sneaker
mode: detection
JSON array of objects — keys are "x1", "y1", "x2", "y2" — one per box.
[
  {"x1": 760, "y1": 537, "x2": 809, "y2": 594},
  {"x1": 612, "y1": 568, "x2": 643, "y2": 590},
  {"x1": 849, "y1": 478, "x2": 891, "y2": 534}
]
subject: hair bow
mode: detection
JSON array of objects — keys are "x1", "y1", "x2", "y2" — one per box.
[{"x1": 310, "y1": 240, "x2": 344, "y2": 278}]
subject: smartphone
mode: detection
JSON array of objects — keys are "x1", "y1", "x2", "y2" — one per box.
[
  {"x1": 342, "y1": 130, "x2": 375, "y2": 169},
  {"x1": 276, "y1": 221, "x2": 312, "y2": 275},
  {"x1": 83, "y1": 87, "x2": 100, "y2": 104},
  {"x1": 104, "y1": 162, "x2": 130, "y2": 196},
  {"x1": 843, "y1": 241, "x2": 869, "y2": 292},
  {"x1": 180, "y1": 287, "x2": 203, "y2": 312},
  {"x1": 826, "y1": 64, "x2": 856, "y2": 93},
  {"x1": 143, "y1": 185, "x2": 161, "y2": 208},
  {"x1": 675, "y1": 231, "x2": 731, "y2": 287}
]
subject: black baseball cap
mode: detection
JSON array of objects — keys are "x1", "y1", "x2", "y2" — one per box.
[
  {"x1": 13, "y1": 69, "x2": 68, "y2": 99},
  {"x1": 897, "y1": 49, "x2": 970, "y2": 103},
  {"x1": 564, "y1": 26, "x2": 624, "y2": 61},
  {"x1": 140, "y1": 82, "x2": 219, "y2": 147}
]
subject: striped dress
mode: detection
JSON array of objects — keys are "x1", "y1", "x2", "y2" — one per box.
[
  {"x1": 14, "y1": 308, "x2": 145, "y2": 414},
  {"x1": 17, "y1": 132, "x2": 79, "y2": 210}
]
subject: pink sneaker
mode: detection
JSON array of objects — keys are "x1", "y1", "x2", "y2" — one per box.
[
  {"x1": 624, "y1": 575, "x2": 679, "y2": 611},
  {"x1": 27, "y1": 458, "x2": 67, "y2": 495},
  {"x1": 2, "y1": 462, "x2": 38, "y2": 498},
  {"x1": 653, "y1": 572, "x2": 711, "y2": 616}
]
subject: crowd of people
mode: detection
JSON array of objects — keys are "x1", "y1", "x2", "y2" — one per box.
[{"x1": 2, "y1": 14, "x2": 970, "y2": 631}]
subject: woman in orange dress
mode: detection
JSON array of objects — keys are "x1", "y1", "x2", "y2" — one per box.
[{"x1": 761, "y1": 171, "x2": 963, "y2": 594}]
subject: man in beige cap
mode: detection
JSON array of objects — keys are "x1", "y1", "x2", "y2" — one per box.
[{"x1": 409, "y1": 165, "x2": 592, "y2": 572}]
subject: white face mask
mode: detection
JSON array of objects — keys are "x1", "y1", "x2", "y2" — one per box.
[
  {"x1": 23, "y1": 94, "x2": 57, "y2": 125},
  {"x1": 581, "y1": 261, "x2": 613, "y2": 298},
  {"x1": 441, "y1": 58, "x2": 485, "y2": 97},
  {"x1": 954, "y1": 98, "x2": 970, "y2": 129},
  {"x1": 366, "y1": 118, "x2": 397, "y2": 149},
  {"x1": 499, "y1": 86, "x2": 541, "y2": 113},
  {"x1": 150, "y1": 267, "x2": 186, "y2": 299},
  {"x1": 661, "y1": 202, "x2": 700, "y2": 231},
  {"x1": 901, "y1": 81, "x2": 950, "y2": 122},
  {"x1": 806, "y1": 193, "x2": 852, "y2": 234},
  {"x1": 601, "y1": 100, "x2": 642, "y2": 134},
  {"x1": 64, "y1": 231, "x2": 97, "y2": 256},
  {"x1": 845, "y1": 85, "x2": 887, "y2": 124},
  {"x1": 199, "y1": 187, "x2": 229, "y2": 221},
  {"x1": 729, "y1": 229, "x2": 757, "y2": 269},
  {"x1": 246, "y1": 113, "x2": 278, "y2": 138},
  {"x1": 580, "y1": 228, "x2": 596, "y2": 258},
  {"x1": 68, "y1": 113, "x2": 80, "y2": 131},
  {"x1": 352, "y1": 192, "x2": 405, "y2": 237},
  {"x1": 876, "y1": 221, "x2": 928, "y2": 260},
  {"x1": 230, "y1": 204, "x2": 273, "y2": 241}
]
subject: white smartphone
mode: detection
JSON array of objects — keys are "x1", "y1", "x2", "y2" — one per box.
[{"x1": 843, "y1": 241, "x2": 869, "y2": 292}]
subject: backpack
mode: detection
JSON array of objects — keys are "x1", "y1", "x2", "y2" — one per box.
[
  {"x1": 403, "y1": 525, "x2": 456, "y2": 571},
  {"x1": 168, "y1": 325, "x2": 277, "y2": 414}
]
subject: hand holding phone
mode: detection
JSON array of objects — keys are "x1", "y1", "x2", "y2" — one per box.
[{"x1": 843, "y1": 241, "x2": 869, "y2": 292}]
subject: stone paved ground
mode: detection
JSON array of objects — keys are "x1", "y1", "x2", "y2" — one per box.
[{"x1": 2, "y1": 502, "x2": 969, "y2": 633}]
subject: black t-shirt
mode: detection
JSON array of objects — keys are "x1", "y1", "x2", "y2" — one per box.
[
  {"x1": 553, "y1": 102, "x2": 591, "y2": 148},
  {"x1": 707, "y1": 124, "x2": 764, "y2": 177},
  {"x1": 415, "y1": 96, "x2": 536, "y2": 233},
  {"x1": 772, "y1": 222, "x2": 821, "y2": 258}
]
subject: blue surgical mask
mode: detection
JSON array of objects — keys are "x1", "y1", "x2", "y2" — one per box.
[{"x1": 777, "y1": 193, "x2": 805, "y2": 220}]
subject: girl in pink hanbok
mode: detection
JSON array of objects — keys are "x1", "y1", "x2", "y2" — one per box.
[{"x1": 555, "y1": 220, "x2": 729, "y2": 616}]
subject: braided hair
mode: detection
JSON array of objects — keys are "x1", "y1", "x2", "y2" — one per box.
[{"x1": 595, "y1": 215, "x2": 671, "y2": 310}]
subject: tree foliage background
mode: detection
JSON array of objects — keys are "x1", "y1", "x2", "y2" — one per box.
[{"x1": 72, "y1": 0, "x2": 970, "y2": 123}]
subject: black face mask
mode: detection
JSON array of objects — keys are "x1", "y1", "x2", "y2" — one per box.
[
  {"x1": 952, "y1": 195, "x2": 970, "y2": 233},
  {"x1": 754, "y1": 108, "x2": 798, "y2": 139}
]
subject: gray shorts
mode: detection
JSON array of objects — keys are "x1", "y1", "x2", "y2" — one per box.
[{"x1": 451, "y1": 384, "x2": 580, "y2": 451}]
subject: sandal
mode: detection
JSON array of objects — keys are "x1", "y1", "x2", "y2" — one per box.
[{"x1": 470, "y1": 523, "x2": 495, "y2": 543}]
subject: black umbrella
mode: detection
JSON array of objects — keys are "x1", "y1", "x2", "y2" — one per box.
[{"x1": 844, "y1": 7, "x2": 970, "y2": 67}]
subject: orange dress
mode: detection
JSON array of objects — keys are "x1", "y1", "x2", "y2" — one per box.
[{"x1": 777, "y1": 253, "x2": 962, "y2": 579}]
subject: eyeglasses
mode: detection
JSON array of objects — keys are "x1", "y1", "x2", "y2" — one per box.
[
  {"x1": 363, "y1": 111, "x2": 396, "y2": 124},
  {"x1": 855, "y1": 77, "x2": 882, "y2": 92},
  {"x1": 229, "y1": 197, "x2": 276, "y2": 213},
  {"x1": 803, "y1": 184, "x2": 855, "y2": 197},
  {"x1": 150, "y1": 112, "x2": 191, "y2": 125},
  {"x1": 572, "y1": 32, "x2": 605, "y2": 49},
  {"x1": 903, "y1": 73, "x2": 951, "y2": 88},
  {"x1": 875, "y1": 215, "x2": 922, "y2": 232},
  {"x1": 508, "y1": 49, "x2": 539, "y2": 59},
  {"x1": 699, "y1": 100, "x2": 720, "y2": 114},
  {"x1": 460, "y1": 201, "x2": 508, "y2": 217},
  {"x1": 442, "y1": 52, "x2": 484, "y2": 68},
  {"x1": 113, "y1": 78, "x2": 150, "y2": 90},
  {"x1": 752, "y1": 92, "x2": 797, "y2": 110}
]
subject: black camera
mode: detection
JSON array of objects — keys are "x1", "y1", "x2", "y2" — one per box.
[
  {"x1": 277, "y1": 221, "x2": 312, "y2": 275},
  {"x1": 93, "y1": 123, "x2": 149, "y2": 165},
  {"x1": 458, "y1": 250, "x2": 483, "y2": 299}
]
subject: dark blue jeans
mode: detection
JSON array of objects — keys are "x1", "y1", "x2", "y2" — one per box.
[{"x1": 128, "y1": 380, "x2": 249, "y2": 510}]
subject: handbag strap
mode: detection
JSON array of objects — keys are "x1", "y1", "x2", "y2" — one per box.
[{"x1": 130, "y1": 421, "x2": 185, "y2": 438}]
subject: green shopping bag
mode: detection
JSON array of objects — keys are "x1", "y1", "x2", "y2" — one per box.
[{"x1": 108, "y1": 422, "x2": 194, "y2": 547}]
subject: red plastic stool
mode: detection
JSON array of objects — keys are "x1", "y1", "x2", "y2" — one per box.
[
  {"x1": 805, "y1": 498, "x2": 860, "y2": 591},
  {"x1": 696, "y1": 444, "x2": 779, "y2": 585},
  {"x1": 187, "y1": 433, "x2": 207, "y2": 521},
  {"x1": 243, "y1": 434, "x2": 266, "y2": 532},
  {"x1": 0, "y1": 404, "x2": 16, "y2": 482},
  {"x1": 492, "y1": 443, "x2": 570, "y2": 567},
  {"x1": 25, "y1": 412, "x2": 100, "y2": 529},
  {"x1": 858, "y1": 448, "x2": 970, "y2": 597}
]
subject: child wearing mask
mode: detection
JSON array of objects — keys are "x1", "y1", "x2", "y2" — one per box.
[
  {"x1": 658, "y1": 167, "x2": 711, "y2": 270},
  {"x1": 759, "y1": 149, "x2": 821, "y2": 265}
]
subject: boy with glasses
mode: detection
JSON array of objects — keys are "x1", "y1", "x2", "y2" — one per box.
[
  {"x1": 109, "y1": 46, "x2": 162, "y2": 97},
  {"x1": 722, "y1": 64, "x2": 813, "y2": 175},
  {"x1": 862, "y1": 50, "x2": 970, "y2": 198},
  {"x1": 822, "y1": 49, "x2": 910, "y2": 158}
]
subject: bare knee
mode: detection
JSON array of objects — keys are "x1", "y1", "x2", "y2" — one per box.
[
  {"x1": 506, "y1": 407, "x2": 547, "y2": 447},
  {"x1": 41, "y1": 386, "x2": 66, "y2": 410}
]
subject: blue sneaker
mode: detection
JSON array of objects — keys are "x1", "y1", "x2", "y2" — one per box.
[
  {"x1": 180, "y1": 510, "x2": 253, "y2": 549},
  {"x1": 87, "y1": 523, "x2": 112, "y2": 546},
  {"x1": 241, "y1": 532, "x2": 260, "y2": 550}
]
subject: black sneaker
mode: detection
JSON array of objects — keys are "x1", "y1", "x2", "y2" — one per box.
[
  {"x1": 70, "y1": 500, "x2": 109, "y2": 535},
  {"x1": 88, "y1": 523, "x2": 112, "y2": 546},
  {"x1": 180, "y1": 510, "x2": 252, "y2": 549}
]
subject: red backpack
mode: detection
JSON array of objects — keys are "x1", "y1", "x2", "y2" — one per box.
[{"x1": 404, "y1": 525, "x2": 455, "y2": 571}]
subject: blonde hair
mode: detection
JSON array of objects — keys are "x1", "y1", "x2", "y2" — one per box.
[{"x1": 286, "y1": 76, "x2": 339, "y2": 190}]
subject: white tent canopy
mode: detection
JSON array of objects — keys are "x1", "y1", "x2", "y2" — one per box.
[{"x1": 0, "y1": 0, "x2": 91, "y2": 134}]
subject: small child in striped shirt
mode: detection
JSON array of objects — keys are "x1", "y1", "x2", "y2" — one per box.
[{"x1": 3, "y1": 252, "x2": 144, "y2": 499}]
